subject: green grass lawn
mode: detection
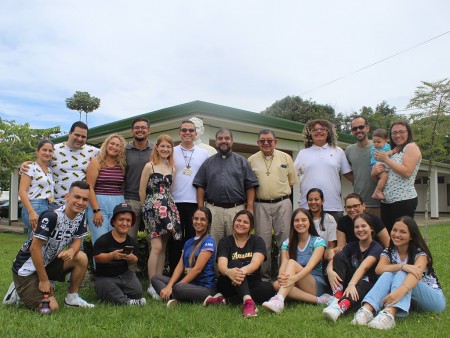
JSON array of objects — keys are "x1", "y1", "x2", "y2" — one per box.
[{"x1": 0, "y1": 224, "x2": 449, "y2": 338}]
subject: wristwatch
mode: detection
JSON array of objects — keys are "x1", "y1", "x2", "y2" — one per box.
[{"x1": 93, "y1": 209, "x2": 101, "y2": 213}]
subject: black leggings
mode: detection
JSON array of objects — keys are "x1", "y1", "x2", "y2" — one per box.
[
  {"x1": 217, "y1": 260, "x2": 275, "y2": 305},
  {"x1": 332, "y1": 252, "x2": 373, "y2": 310},
  {"x1": 381, "y1": 197, "x2": 418, "y2": 233}
]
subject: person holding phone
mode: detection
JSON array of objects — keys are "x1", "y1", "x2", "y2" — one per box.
[{"x1": 93, "y1": 203, "x2": 146, "y2": 306}]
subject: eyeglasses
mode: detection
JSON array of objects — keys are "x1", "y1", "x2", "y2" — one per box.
[
  {"x1": 180, "y1": 128, "x2": 195, "y2": 133},
  {"x1": 132, "y1": 126, "x2": 149, "y2": 131},
  {"x1": 258, "y1": 139, "x2": 275, "y2": 145},
  {"x1": 391, "y1": 130, "x2": 407, "y2": 136},
  {"x1": 351, "y1": 125, "x2": 366, "y2": 132},
  {"x1": 345, "y1": 203, "x2": 362, "y2": 211},
  {"x1": 312, "y1": 127, "x2": 327, "y2": 133}
]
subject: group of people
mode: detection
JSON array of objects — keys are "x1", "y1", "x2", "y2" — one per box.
[{"x1": 4, "y1": 116, "x2": 446, "y2": 329}]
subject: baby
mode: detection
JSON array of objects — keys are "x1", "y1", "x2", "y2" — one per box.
[{"x1": 370, "y1": 128, "x2": 395, "y2": 200}]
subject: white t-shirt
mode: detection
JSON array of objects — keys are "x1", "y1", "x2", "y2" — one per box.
[
  {"x1": 25, "y1": 162, "x2": 54, "y2": 200},
  {"x1": 52, "y1": 143, "x2": 98, "y2": 205},
  {"x1": 172, "y1": 145, "x2": 208, "y2": 203},
  {"x1": 294, "y1": 144, "x2": 352, "y2": 211},
  {"x1": 313, "y1": 213, "x2": 337, "y2": 244}
]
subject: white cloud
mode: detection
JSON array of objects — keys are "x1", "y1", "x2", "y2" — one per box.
[{"x1": 1, "y1": 0, "x2": 449, "y2": 130}]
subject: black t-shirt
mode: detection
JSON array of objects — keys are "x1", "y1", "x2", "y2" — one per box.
[
  {"x1": 341, "y1": 241, "x2": 383, "y2": 283},
  {"x1": 93, "y1": 231, "x2": 139, "y2": 277},
  {"x1": 217, "y1": 235, "x2": 266, "y2": 278},
  {"x1": 337, "y1": 214, "x2": 386, "y2": 244}
]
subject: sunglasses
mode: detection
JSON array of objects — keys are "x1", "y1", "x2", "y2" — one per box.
[
  {"x1": 258, "y1": 139, "x2": 275, "y2": 145},
  {"x1": 180, "y1": 128, "x2": 196, "y2": 133},
  {"x1": 351, "y1": 125, "x2": 366, "y2": 132}
]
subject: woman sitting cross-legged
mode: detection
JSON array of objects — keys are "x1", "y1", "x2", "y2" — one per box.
[
  {"x1": 352, "y1": 216, "x2": 446, "y2": 330},
  {"x1": 204, "y1": 210, "x2": 275, "y2": 318},
  {"x1": 322, "y1": 213, "x2": 383, "y2": 322},
  {"x1": 263, "y1": 208, "x2": 331, "y2": 314},
  {"x1": 151, "y1": 207, "x2": 216, "y2": 307}
]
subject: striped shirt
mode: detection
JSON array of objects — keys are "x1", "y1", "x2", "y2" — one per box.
[{"x1": 95, "y1": 165, "x2": 124, "y2": 195}]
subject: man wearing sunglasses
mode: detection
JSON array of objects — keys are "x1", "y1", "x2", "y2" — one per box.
[
  {"x1": 345, "y1": 116, "x2": 380, "y2": 218},
  {"x1": 124, "y1": 118, "x2": 154, "y2": 240},
  {"x1": 167, "y1": 120, "x2": 209, "y2": 275},
  {"x1": 248, "y1": 129, "x2": 298, "y2": 281}
]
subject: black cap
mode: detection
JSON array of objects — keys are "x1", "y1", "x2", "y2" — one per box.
[{"x1": 110, "y1": 203, "x2": 136, "y2": 226}]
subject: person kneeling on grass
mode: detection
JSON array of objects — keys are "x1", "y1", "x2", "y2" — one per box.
[
  {"x1": 352, "y1": 216, "x2": 446, "y2": 330},
  {"x1": 10, "y1": 181, "x2": 95, "y2": 312},
  {"x1": 204, "y1": 210, "x2": 275, "y2": 318},
  {"x1": 93, "y1": 203, "x2": 145, "y2": 306},
  {"x1": 322, "y1": 213, "x2": 383, "y2": 322},
  {"x1": 263, "y1": 208, "x2": 332, "y2": 314},
  {"x1": 152, "y1": 207, "x2": 216, "y2": 307}
]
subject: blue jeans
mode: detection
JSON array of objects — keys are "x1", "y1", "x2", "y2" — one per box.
[
  {"x1": 21, "y1": 199, "x2": 50, "y2": 235},
  {"x1": 87, "y1": 194, "x2": 125, "y2": 245},
  {"x1": 363, "y1": 271, "x2": 446, "y2": 317}
]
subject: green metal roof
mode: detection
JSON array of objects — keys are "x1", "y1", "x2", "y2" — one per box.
[{"x1": 52, "y1": 100, "x2": 356, "y2": 144}]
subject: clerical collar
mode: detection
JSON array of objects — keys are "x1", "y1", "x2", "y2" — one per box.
[{"x1": 220, "y1": 150, "x2": 233, "y2": 159}]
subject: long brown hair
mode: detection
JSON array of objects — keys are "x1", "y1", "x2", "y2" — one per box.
[
  {"x1": 188, "y1": 207, "x2": 212, "y2": 268},
  {"x1": 288, "y1": 208, "x2": 319, "y2": 260}
]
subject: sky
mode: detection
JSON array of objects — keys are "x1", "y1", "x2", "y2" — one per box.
[{"x1": 1, "y1": 1, "x2": 449, "y2": 134}]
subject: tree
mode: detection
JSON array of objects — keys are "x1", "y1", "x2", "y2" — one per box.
[
  {"x1": 0, "y1": 118, "x2": 59, "y2": 191},
  {"x1": 65, "y1": 91, "x2": 101, "y2": 125},
  {"x1": 261, "y1": 96, "x2": 335, "y2": 125},
  {"x1": 407, "y1": 79, "x2": 450, "y2": 229}
]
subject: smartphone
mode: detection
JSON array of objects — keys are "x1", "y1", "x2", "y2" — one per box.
[{"x1": 122, "y1": 246, "x2": 134, "y2": 255}]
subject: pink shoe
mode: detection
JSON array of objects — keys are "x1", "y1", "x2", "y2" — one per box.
[
  {"x1": 242, "y1": 299, "x2": 258, "y2": 318},
  {"x1": 203, "y1": 293, "x2": 226, "y2": 306}
]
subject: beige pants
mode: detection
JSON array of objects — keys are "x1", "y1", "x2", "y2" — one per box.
[
  {"x1": 206, "y1": 203, "x2": 245, "y2": 246},
  {"x1": 254, "y1": 198, "x2": 293, "y2": 281}
]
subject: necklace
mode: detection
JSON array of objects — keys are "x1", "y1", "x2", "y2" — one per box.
[
  {"x1": 181, "y1": 147, "x2": 194, "y2": 169},
  {"x1": 262, "y1": 153, "x2": 274, "y2": 176}
]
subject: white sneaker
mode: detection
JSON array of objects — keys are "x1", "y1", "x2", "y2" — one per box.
[
  {"x1": 127, "y1": 298, "x2": 146, "y2": 306},
  {"x1": 322, "y1": 298, "x2": 342, "y2": 322},
  {"x1": 351, "y1": 306, "x2": 374, "y2": 326},
  {"x1": 147, "y1": 286, "x2": 161, "y2": 300},
  {"x1": 368, "y1": 310, "x2": 396, "y2": 330},
  {"x1": 167, "y1": 299, "x2": 178, "y2": 308},
  {"x1": 262, "y1": 295, "x2": 284, "y2": 314},
  {"x1": 64, "y1": 294, "x2": 95, "y2": 308},
  {"x1": 3, "y1": 282, "x2": 20, "y2": 305}
]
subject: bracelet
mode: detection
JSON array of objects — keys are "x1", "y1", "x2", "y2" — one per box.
[
  {"x1": 348, "y1": 282, "x2": 356, "y2": 286},
  {"x1": 402, "y1": 284, "x2": 411, "y2": 292},
  {"x1": 401, "y1": 264, "x2": 405, "y2": 271},
  {"x1": 93, "y1": 209, "x2": 101, "y2": 214},
  {"x1": 224, "y1": 269, "x2": 229, "y2": 277}
]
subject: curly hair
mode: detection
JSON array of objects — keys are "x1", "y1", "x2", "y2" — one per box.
[
  {"x1": 302, "y1": 119, "x2": 337, "y2": 148},
  {"x1": 97, "y1": 133, "x2": 127, "y2": 172}
]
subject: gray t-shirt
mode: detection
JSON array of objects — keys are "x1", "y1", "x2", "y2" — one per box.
[
  {"x1": 124, "y1": 141, "x2": 154, "y2": 201},
  {"x1": 345, "y1": 142, "x2": 380, "y2": 208}
]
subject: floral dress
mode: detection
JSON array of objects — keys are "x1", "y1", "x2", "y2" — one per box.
[{"x1": 142, "y1": 169, "x2": 182, "y2": 240}]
